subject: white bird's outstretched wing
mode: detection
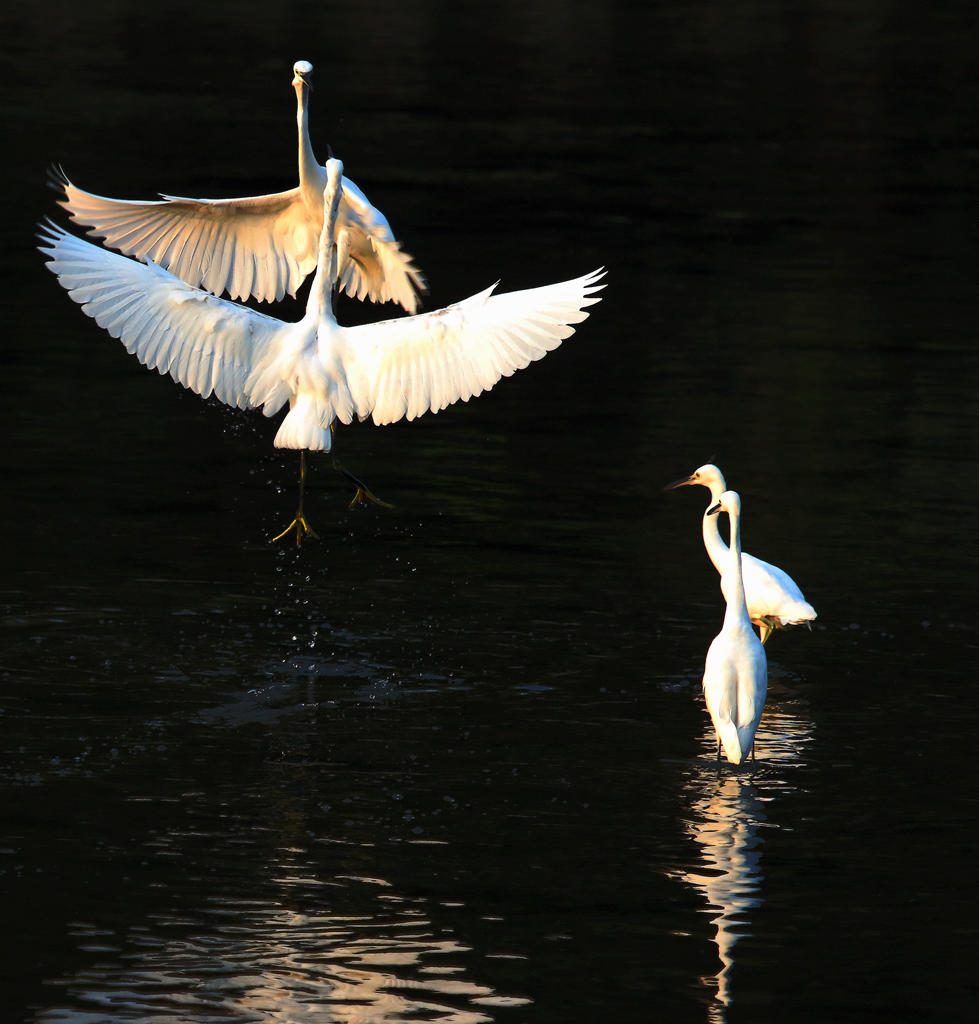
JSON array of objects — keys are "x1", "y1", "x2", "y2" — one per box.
[
  {"x1": 38, "y1": 219, "x2": 282, "y2": 409},
  {"x1": 337, "y1": 179, "x2": 427, "y2": 313},
  {"x1": 345, "y1": 268, "x2": 606, "y2": 425},
  {"x1": 53, "y1": 168, "x2": 314, "y2": 305},
  {"x1": 53, "y1": 167, "x2": 426, "y2": 311}
]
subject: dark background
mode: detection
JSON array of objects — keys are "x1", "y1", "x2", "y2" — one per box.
[{"x1": 1, "y1": 2, "x2": 977, "y2": 1022}]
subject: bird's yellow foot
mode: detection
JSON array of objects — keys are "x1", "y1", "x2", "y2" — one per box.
[
  {"x1": 332, "y1": 456, "x2": 394, "y2": 510},
  {"x1": 272, "y1": 513, "x2": 320, "y2": 546},
  {"x1": 347, "y1": 483, "x2": 394, "y2": 511}
]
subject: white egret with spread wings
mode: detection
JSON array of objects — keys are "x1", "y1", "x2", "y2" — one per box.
[
  {"x1": 40, "y1": 158, "x2": 605, "y2": 543},
  {"x1": 53, "y1": 61, "x2": 426, "y2": 312}
]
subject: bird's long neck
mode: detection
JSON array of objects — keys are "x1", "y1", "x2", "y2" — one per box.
[
  {"x1": 307, "y1": 169, "x2": 343, "y2": 322},
  {"x1": 702, "y1": 482, "x2": 728, "y2": 573},
  {"x1": 722, "y1": 505, "x2": 751, "y2": 632},
  {"x1": 295, "y1": 82, "x2": 320, "y2": 190}
]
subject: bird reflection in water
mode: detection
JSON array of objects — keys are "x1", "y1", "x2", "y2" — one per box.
[
  {"x1": 678, "y1": 702, "x2": 813, "y2": 1022},
  {"x1": 682, "y1": 774, "x2": 766, "y2": 1020}
]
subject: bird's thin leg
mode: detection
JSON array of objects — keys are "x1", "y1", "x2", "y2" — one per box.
[
  {"x1": 331, "y1": 454, "x2": 394, "y2": 510},
  {"x1": 272, "y1": 450, "x2": 320, "y2": 546},
  {"x1": 327, "y1": 423, "x2": 393, "y2": 510}
]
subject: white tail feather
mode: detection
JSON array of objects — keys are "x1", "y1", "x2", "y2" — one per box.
[{"x1": 273, "y1": 395, "x2": 334, "y2": 450}]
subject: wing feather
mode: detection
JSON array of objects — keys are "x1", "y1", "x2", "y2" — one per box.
[
  {"x1": 344, "y1": 269, "x2": 605, "y2": 425},
  {"x1": 54, "y1": 167, "x2": 312, "y2": 303},
  {"x1": 38, "y1": 219, "x2": 283, "y2": 410},
  {"x1": 53, "y1": 167, "x2": 426, "y2": 310}
]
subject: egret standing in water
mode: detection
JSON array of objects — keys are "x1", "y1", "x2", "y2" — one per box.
[
  {"x1": 665, "y1": 463, "x2": 816, "y2": 643},
  {"x1": 52, "y1": 60, "x2": 426, "y2": 312},
  {"x1": 702, "y1": 490, "x2": 768, "y2": 765},
  {"x1": 39, "y1": 158, "x2": 605, "y2": 543}
]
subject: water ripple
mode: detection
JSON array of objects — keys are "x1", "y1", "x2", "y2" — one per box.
[{"x1": 36, "y1": 878, "x2": 523, "y2": 1023}]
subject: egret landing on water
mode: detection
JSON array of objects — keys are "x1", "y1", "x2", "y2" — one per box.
[
  {"x1": 665, "y1": 463, "x2": 816, "y2": 644},
  {"x1": 702, "y1": 491, "x2": 768, "y2": 765},
  {"x1": 52, "y1": 60, "x2": 426, "y2": 312},
  {"x1": 39, "y1": 158, "x2": 605, "y2": 545}
]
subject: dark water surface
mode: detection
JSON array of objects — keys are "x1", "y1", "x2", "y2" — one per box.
[{"x1": 2, "y1": 2, "x2": 977, "y2": 1021}]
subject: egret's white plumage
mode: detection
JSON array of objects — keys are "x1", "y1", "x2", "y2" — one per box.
[
  {"x1": 40, "y1": 158, "x2": 604, "y2": 458},
  {"x1": 666, "y1": 463, "x2": 816, "y2": 643},
  {"x1": 53, "y1": 61, "x2": 426, "y2": 311},
  {"x1": 702, "y1": 491, "x2": 768, "y2": 765}
]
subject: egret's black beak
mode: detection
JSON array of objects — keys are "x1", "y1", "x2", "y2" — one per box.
[
  {"x1": 664, "y1": 474, "x2": 694, "y2": 491},
  {"x1": 706, "y1": 500, "x2": 722, "y2": 516}
]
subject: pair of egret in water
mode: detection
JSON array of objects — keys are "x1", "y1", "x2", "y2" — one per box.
[
  {"x1": 40, "y1": 60, "x2": 605, "y2": 542},
  {"x1": 667, "y1": 465, "x2": 816, "y2": 765}
]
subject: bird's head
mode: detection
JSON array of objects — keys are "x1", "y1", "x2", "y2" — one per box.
[
  {"x1": 322, "y1": 158, "x2": 345, "y2": 236},
  {"x1": 706, "y1": 489, "x2": 740, "y2": 518},
  {"x1": 292, "y1": 60, "x2": 313, "y2": 90},
  {"x1": 324, "y1": 157, "x2": 344, "y2": 192},
  {"x1": 664, "y1": 462, "x2": 726, "y2": 494}
]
